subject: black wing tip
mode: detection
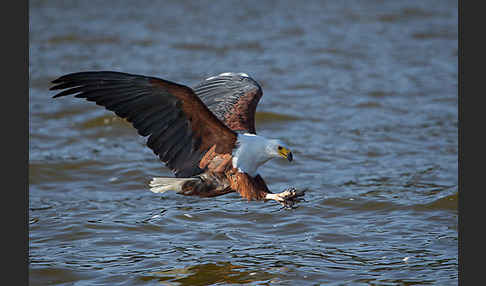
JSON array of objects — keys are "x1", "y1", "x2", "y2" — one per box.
[
  {"x1": 50, "y1": 74, "x2": 70, "y2": 87},
  {"x1": 49, "y1": 71, "x2": 139, "y2": 97},
  {"x1": 51, "y1": 87, "x2": 76, "y2": 98},
  {"x1": 50, "y1": 80, "x2": 68, "y2": 98},
  {"x1": 49, "y1": 77, "x2": 75, "y2": 98},
  {"x1": 50, "y1": 71, "x2": 137, "y2": 84},
  {"x1": 49, "y1": 81, "x2": 64, "y2": 91}
]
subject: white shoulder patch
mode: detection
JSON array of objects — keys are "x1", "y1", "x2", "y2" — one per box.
[
  {"x1": 205, "y1": 75, "x2": 217, "y2": 81},
  {"x1": 215, "y1": 72, "x2": 250, "y2": 78},
  {"x1": 218, "y1": 72, "x2": 234, "y2": 77}
]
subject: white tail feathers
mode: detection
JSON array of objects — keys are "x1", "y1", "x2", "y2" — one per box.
[{"x1": 149, "y1": 177, "x2": 198, "y2": 193}]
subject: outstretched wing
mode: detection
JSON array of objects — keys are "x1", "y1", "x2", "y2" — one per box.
[
  {"x1": 50, "y1": 71, "x2": 237, "y2": 178},
  {"x1": 193, "y1": 72, "x2": 263, "y2": 134}
]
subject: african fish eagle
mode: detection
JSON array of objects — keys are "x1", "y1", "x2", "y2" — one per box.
[{"x1": 50, "y1": 71, "x2": 303, "y2": 206}]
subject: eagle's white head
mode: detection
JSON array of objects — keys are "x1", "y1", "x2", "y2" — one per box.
[{"x1": 232, "y1": 133, "x2": 293, "y2": 176}]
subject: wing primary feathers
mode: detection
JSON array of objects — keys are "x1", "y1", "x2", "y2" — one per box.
[
  {"x1": 77, "y1": 87, "x2": 144, "y2": 103},
  {"x1": 131, "y1": 106, "x2": 173, "y2": 137},
  {"x1": 127, "y1": 104, "x2": 168, "y2": 124},
  {"x1": 171, "y1": 136, "x2": 194, "y2": 177},
  {"x1": 103, "y1": 91, "x2": 153, "y2": 117},
  {"x1": 51, "y1": 71, "x2": 131, "y2": 83},
  {"x1": 146, "y1": 110, "x2": 181, "y2": 151},
  {"x1": 151, "y1": 120, "x2": 186, "y2": 158},
  {"x1": 162, "y1": 127, "x2": 190, "y2": 163}
]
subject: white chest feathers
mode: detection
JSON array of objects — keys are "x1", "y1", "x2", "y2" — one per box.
[{"x1": 231, "y1": 133, "x2": 280, "y2": 176}]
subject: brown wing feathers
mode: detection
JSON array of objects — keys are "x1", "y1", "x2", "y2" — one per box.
[{"x1": 50, "y1": 71, "x2": 237, "y2": 178}]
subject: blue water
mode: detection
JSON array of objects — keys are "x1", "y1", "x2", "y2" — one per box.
[{"x1": 29, "y1": 1, "x2": 458, "y2": 285}]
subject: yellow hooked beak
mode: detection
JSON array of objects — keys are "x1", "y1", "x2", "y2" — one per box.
[{"x1": 278, "y1": 146, "x2": 293, "y2": 162}]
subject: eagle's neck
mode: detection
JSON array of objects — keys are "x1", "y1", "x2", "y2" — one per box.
[{"x1": 231, "y1": 133, "x2": 276, "y2": 177}]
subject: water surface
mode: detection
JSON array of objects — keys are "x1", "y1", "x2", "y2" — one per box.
[{"x1": 29, "y1": 1, "x2": 458, "y2": 285}]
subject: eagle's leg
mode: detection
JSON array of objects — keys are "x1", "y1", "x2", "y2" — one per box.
[
  {"x1": 149, "y1": 174, "x2": 234, "y2": 197},
  {"x1": 265, "y1": 187, "x2": 306, "y2": 208},
  {"x1": 180, "y1": 173, "x2": 234, "y2": 197}
]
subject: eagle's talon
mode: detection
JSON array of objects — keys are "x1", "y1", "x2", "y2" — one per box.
[{"x1": 266, "y1": 187, "x2": 306, "y2": 207}]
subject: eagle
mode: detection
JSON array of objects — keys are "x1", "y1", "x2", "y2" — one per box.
[{"x1": 50, "y1": 71, "x2": 304, "y2": 206}]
